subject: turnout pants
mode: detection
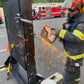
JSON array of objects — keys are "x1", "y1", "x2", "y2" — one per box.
[{"x1": 62, "y1": 57, "x2": 83, "y2": 84}]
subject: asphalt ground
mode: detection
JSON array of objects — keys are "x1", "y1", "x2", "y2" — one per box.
[
  {"x1": 0, "y1": 21, "x2": 18, "y2": 84},
  {"x1": 0, "y1": 17, "x2": 84, "y2": 84}
]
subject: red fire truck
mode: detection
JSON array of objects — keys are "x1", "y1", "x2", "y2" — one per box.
[
  {"x1": 32, "y1": 3, "x2": 68, "y2": 20},
  {"x1": 0, "y1": 14, "x2": 3, "y2": 24}
]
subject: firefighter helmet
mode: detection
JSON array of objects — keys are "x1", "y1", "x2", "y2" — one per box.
[{"x1": 62, "y1": 0, "x2": 84, "y2": 10}]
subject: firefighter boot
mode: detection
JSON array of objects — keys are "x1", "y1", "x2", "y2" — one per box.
[
  {"x1": 75, "y1": 78, "x2": 80, "y2": 83},
  {"x1": 62, "y1": 70, "x2": 76, "y2": 84},
  {"x1": 75, "y1": 67, "x2": 80, "y2": 83}
]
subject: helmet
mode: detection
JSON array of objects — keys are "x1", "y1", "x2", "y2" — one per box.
[
  {"x1": 62, "y1": 0, "x2": 84, "y2": 10},
  {"x1": 41, "y1": 79, "x2": 56, "y2": 84}
]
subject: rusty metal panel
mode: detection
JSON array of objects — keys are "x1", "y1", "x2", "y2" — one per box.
[
  {"x1": 2, "y1": 0, "x2": 38, "y2": 84},
  {"x1": 2, "y1": 0, "x2": 26, "y2": 69}
]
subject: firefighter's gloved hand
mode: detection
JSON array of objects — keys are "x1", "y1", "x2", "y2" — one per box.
[
  {"x1": 55, "y1": 28, "x2": 60, "y2": 36},
  {"x1": 41, "y1": 25, "x2": 57, "y2": 43}
]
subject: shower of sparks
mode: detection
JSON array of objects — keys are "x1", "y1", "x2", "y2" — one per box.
[{"x1": 35, "y1": 38, "x2": 66, "y2": 77}]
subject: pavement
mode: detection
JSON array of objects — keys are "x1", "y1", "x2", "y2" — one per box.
[
  {"x1": 0, "y1": 21, "x2": 18, "y2": 84},
  {"x1": 0, "y1": 17, "x2": 84, "y2": 84}
]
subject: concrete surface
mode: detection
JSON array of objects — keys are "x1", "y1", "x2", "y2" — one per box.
[
  {"x1": 0, "y1": 17, "x2": 84, "y2": 84},
  {"x1": 0, "y1": 21, "x2": 18, "y2": 84}
]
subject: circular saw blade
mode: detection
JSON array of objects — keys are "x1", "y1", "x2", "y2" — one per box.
[{"x1": 40, "y1": 28, "x2": 48, "y2": 39}]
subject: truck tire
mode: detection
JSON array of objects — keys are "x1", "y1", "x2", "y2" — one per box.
[
  {"x1": 36, "y1": 14, "x2": 41, "y2": 20},
  {"x1": 0, "y1": 20, "x2": 3, "y2": 24},
  {"x1": 60, "y1": 12, "x2": 65, "y2": 17}
]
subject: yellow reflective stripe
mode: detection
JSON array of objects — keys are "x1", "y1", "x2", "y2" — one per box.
[
  {"x1": 64, "y1": 50, "x2": 84, "y2": 60},
  {"x1": 73, "y1": 30, "x2": 84, "y2": 40},
  {"x1": 75, "y1": 78, "x2": 80, "y2": 82},
  {"x1": 80, "y1": 9, "x2": 83, "y2": 12},
  {"x1": 83, "y1": 6, "x2": 84, "y2": 11},
  {"x1": 11, "y1": 44, "x2": 14, "y2": 48},
  {"x1": 59, "y1": 29, "x2": 67, "y2": 39},
  {"x1": 62, "y1": 30, "x2": 67, "y2": 38},
  {"x1": 8, "y1": 63, "x2": 11, "y2": 72},
  {"x1": 59, "y1": 29, "x2": 63, "y2": 37}
]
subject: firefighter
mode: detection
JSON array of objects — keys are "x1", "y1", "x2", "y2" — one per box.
[{"x1": 41, "y1": 0, "x2": 84, "y2": 84}]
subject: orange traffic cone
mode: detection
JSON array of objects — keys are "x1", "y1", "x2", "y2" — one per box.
[{"x1": 7, "y1": 43, "x2": 10, "y2": 51}]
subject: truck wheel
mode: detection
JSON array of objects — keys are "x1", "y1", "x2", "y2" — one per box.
[
  {"x1": 0, "y1": 20, "x2": 2, "y2": 24},
  {"x1": 60, "y1": 12, "x2": 65, "y2": 17},
  {"x1": 36, "y1": 14, "x2": 41, "y2": 20}
]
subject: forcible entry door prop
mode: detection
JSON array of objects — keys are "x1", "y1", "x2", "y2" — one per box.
[
  {"x1": 1, "y1": 0, "x2": 63, "y2": 84},
  {"x1": 2, "y1": 0, "x2": 43, "y2": 84}
]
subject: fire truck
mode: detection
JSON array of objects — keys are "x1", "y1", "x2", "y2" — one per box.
[
  {"x1": 0, "y1": 14, "x2": 3, "y2": 24},
  {"x1": 32, "y1": 3, "x2": 68, "y2": 20}
]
